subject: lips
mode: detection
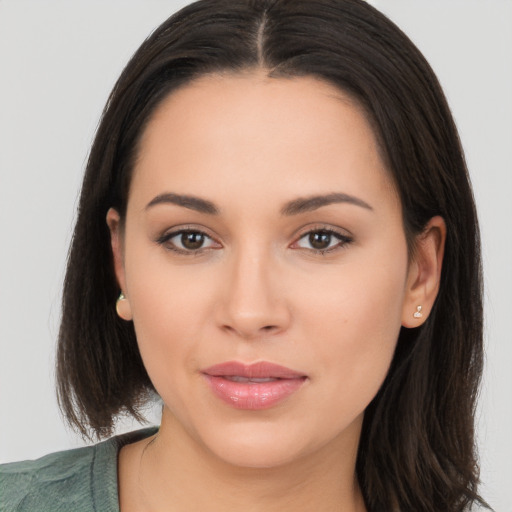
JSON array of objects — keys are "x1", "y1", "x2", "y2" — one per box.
[{"x1": 202, "y1": 361, "x2": 307, "y2": 410}]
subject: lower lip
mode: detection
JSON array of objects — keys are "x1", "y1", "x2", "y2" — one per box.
[{"x1": 204, "y1": 375, "x2": 306, "y2": 410}]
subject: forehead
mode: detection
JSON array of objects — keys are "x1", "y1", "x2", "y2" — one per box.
[
  {"x1": 130, "y1": 71, "x2": 397, "y2": 212},
  {"x1": 140, "y1": 71, "x2": 369, "y2": 156}
]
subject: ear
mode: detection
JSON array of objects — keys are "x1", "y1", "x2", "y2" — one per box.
[
  {"x1": 106, "y1": 207, "x2": 132, "y2": 321},
  {"x1": 401, "y1": 216, "x2": 446, "y2": 328}
]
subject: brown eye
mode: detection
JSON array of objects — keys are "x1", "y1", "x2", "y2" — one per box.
[
  {"x1": 294, "y1": 228, "x2": 352, "y2": 253},
  {"x1": 308, "y1": 231, "x2": 332, "y2": 250},
  {"x1": 158, "y1": 229, "x2": 219, "y2": 254},
  {"x1": 181, "y1": 231, "x2": 205, "y2": 250}
]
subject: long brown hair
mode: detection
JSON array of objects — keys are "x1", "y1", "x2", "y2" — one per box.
[{"x1": 56, "y1": 1, "x2": 488, "y2": 509}]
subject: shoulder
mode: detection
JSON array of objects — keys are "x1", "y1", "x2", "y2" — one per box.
[
  {"x1": 0, "y1": 444, "x2": 100, "y2": 512},
  {"x1": 0, "y1": 427, "x2": 157, "y2": 512}
]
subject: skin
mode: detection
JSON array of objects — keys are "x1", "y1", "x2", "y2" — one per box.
[{"x1": 107, "y1": 71, "x2": 445, "y2": 511}]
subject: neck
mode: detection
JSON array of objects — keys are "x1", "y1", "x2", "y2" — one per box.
[{"x1": 119, "y1": 410, "x2": 366, "y2": 512}]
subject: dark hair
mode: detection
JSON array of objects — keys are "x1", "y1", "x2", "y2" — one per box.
[{"x1": 56, "y1": 1, "x2": 487, "y2": 510}]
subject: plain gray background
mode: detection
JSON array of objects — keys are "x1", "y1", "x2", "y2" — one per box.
[{"x1": 1, "y1": 1, "x2": 511, "y2": 510}]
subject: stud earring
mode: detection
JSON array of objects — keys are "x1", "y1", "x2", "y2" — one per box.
[
  {"x1": 413, "y1": 305, "x2": 423, "y2": 319},
  {"x1": 116, "y1": 292, "x2": 132, "y2": 320}
]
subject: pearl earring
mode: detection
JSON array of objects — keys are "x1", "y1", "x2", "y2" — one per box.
[
  {"x1": 116, "y1": 292, "x2": 132, "y2": 320},
  {"x1": 413, "y1": 305, "x2": 423, "y2": 318}
]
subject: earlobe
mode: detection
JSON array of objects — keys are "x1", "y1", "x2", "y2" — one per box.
[
  {"x1": 106, "y1": 208, "x2": 133, "y2": 321},
  {"x1": 401, "y1": 216, "x2": 446, "y2": 328}
]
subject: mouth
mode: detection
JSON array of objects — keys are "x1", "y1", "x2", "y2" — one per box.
[
  {"x1": 202, "y1": 361, "x2": 307, "y2": 410},
  {"x1": 222, "y1": 376, "x2": 282, "y2": 383}
]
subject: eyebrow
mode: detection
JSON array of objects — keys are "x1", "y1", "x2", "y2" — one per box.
[
  {"x1": 145, "y1": 191, "x2": 373, "y2": 216},
  {"x1": 280, "y1": 193, "x2": 373, "y2": 215},
  {"x1": 145, "y1": 193, "x2": 219, "y2": 215}
]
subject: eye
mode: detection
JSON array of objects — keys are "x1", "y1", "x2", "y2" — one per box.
[
  {"x1": 157, "y1": 229, "x2": 220, "y2": 254},
  {"x1": 293, "y1": 229, "x2": 352, "y2": 253}
]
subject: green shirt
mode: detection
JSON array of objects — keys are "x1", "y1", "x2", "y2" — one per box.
[{"x1": 0, "y1": 427, "x2": 157, "y2": 512}]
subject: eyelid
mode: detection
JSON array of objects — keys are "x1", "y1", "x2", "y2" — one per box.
[
  {"x1": 156, "y1": 225, "x2": 222, "y2": 254},
  {"x1": 290, "y1": 224, "x2": 353, "y2": 253},
  {"x1": 154, "y1": 223, "x2": 352, "y2": 255}
]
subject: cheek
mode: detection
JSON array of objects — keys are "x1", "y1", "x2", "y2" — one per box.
[
  {"x1": 122, "y1": 240, "x2": 216, "y2": 388},
  {"x1": 124, "y1": 220, "x2": 215, "y2": 327},
  {"x1": 293, "y1": 248, "x2": 408, "y2": 412},
  {"x1": 126, "y1": 273, "x2": 213, "y2": 424}
]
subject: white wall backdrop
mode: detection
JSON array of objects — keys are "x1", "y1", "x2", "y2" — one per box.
[{"x1": 1, "y1": 1, "x2": 510, "y2": 510}]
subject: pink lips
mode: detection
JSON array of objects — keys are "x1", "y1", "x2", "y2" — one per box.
[{"x1": 202, "y1": 361, "x2": 307, "y2": 410}]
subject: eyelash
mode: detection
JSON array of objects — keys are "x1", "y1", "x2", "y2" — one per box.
[
  {"x1": 156, "y1": 227, "x2": 220, "y2": 256},
  {"x1": 156, "y1": 226, "x2": 353, "y2": 255},
  {"x1": 292, "y1": 228, "x2": 353, "y2": 254}
]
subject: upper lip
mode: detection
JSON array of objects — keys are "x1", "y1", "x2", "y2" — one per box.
[{"x1": 202, "y1": 361, "x2": 306, "y2": 379}]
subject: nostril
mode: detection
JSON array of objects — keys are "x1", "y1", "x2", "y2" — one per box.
[{"x1": 225, "y1": 323, "x2": 277, "y2": 335}]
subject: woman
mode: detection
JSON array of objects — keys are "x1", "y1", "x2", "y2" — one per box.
[{"x1": 0, "y1": 0, "x2": 491, "y2": 510}]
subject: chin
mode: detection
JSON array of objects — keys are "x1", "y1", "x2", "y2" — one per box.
[
  {"x1": 212, "y1": 441, "x2": 303, "y2": 470},
  {"x1": 198, "y1": 421, "x2": 317, "y2": 470}
]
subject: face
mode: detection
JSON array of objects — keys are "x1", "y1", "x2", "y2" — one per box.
[{"x1": 109, "y1": 72, "x2": 420, "y2": 469}]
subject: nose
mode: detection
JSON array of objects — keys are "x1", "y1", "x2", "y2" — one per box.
[{"x1": 216, "y1": 246, "x2": 291, "y2": 340}]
